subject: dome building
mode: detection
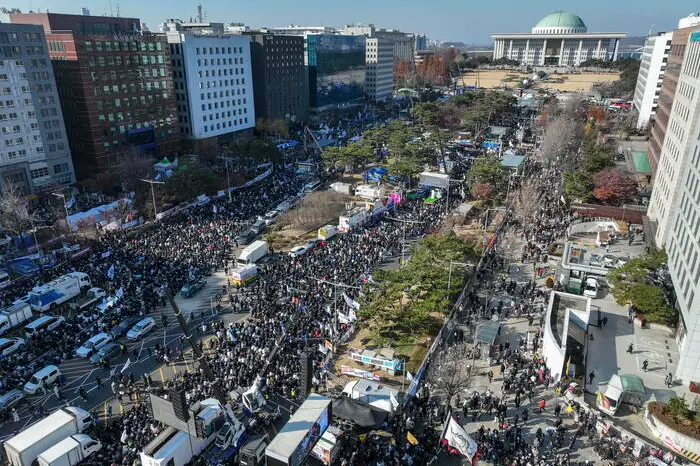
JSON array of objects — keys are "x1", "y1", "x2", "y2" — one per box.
[{"x1": 492, "y1": 11, "x2": 625, "y2": 66}]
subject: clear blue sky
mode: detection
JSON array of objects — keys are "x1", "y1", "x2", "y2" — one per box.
[{"x1": 26, "y1": 0, "x2": 698, "y2": 43}]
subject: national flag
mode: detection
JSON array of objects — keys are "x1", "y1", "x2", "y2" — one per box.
[
  {"x1": 65, "y1": 195, "x2": 76, "y2": 209},
  {"x1": 560, "y1": 194, "x2": 566, "y2": 204},
  {"x1": 115, "y1": 287, "x2": 124, "y2": 298},
  {"x1": 121, "y1": 358, "x2": 131, "y2": 373},
  {"x1": 343, "y1": 292, "x2": 360, "y2": 310},
  {"x1": 101, "y1": 251, "x2": 111, "y2": 258},
  {"x1": 280, "y1": 322, "x2": 286, "y2": 334},
  {"x1": 407, "y1": 431, "x2": 419, "y2": 446},
  {"x1": 106, "y1": 264, "x2": 115, "y2": 279},
  {"x1": 406, "y1": 371, "x2": 414, "y2": 382},
  {"x1": 441, "y1": 413, "x2": 478, "y2": 459}
]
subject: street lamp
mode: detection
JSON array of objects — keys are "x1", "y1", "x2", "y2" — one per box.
[
  {"x1": 51, "y1": 192, "x2": 70, "y2": 230},
  {"x1": 447, "y1": 260, "x2": 472, "y2": 296},
  {"x1": 218, "y1": 155, "x2": 234, "y2": 203},
  {"x1": 140, "y1": 179, "x2": 165, "y2": 219}
]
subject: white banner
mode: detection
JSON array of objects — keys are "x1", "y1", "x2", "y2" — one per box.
[
  {"x1": 441, "y1": 415, "x2": 478, "y2": 459},
  {"x1": 343, "y1": 292, "x2": 361, "y2": 310}
]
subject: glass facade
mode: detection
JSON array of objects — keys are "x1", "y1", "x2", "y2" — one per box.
[{"x1": 307, "y1": 34, "x2": 365, "y2": 108}]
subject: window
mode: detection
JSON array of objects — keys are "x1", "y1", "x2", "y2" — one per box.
[{"x1": 29, "y1": 167, "x2": 49, "y2": 178}]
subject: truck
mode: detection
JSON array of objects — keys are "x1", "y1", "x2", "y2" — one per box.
[
  {"x1": 28, "y1": 272, "x2": 92, "y2": 312},
  {"x1": 238, "y1": 435, "x2": 268, "y2": 466},
  {"x1": 318, "y1": 225, "x2": 338, "y2": 241},
  {"x1": 4, "y1": 406, "x2": 93, "y2": 466},
  {"x1": 0, "y1": 302, "x2": 33, "y2": 335},
  {"x1": 69, "y1": 287, "x2": 106, "y2": 311},
  {"x1": 230, "y1": 264, "x2": 261, "y2": 286},
  {"x1": 140, "y1": 401, "x2": 224, "y2": 466},
  {"x1": 36, "y1": 434, "x2": 102, "y2": 466},
  {"x1": 338, "y1": 207, "x2": 368, "y2": 232},
  {"x1": 237, "y1": 241, "x2": 269, "y2": 265},
  {"x1": 597, "y1": 374, "x2": 647, "y2": 416}
]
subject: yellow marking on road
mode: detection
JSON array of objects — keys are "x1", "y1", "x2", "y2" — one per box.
[
  {"x1": 159, "y1": 367, "x2": 165, "y2": 382},
  {"x1": 103, "y1": 402, "x2": 107, "y2": 418}
]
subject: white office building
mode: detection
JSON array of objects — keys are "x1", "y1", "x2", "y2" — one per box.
[
  {"x1": 163, "y1": 23, "x2": 255, "y2": 142},
  {"x1": 0, "y1": 23, "x2": 75, "y2": 195},
  {"x1": 648, "y1": 33, "x2": 700, "y2": 382},
  {"x1": 492, "y1": 11, "x2": 625, "y2": 66},
  {"x1": 365, "y1": 38, "x2": 393, "y2": 102},
  {"x1": 633, "y1": 32, "x2": 672, "y2": 130}
]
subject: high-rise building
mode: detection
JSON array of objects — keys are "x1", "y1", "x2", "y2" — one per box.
[
  {"x1": 633, "y1": 32, "x2": 672, "y2": 130},
  {"x1": 365, "y1": 37, "x2": 393, "y2": 102},
  {"x1": 652, "y1": 31, "x2": 700, "y2": 382},
  {"x1": 415, "y1": 34, "x2": 428, "y2": 52},
  {"x1": 10, "y1": 13, "x2": 179, "y2": 180},
  {"x1": 648, "y1": 18, "x2": 700, "y2": 176},
  {"x1": 0, "y1": 23, "x2": 75, "y2": 194},
  {"x1": 249, "y1": 33, "x2": 308, "y2": 122},
  {"x1": 342, "y1": 24, "x2": 415, "y2": 64},
  {"x1": 491, "y1": 11, "x2": 625, "y2": 66},
  {"x1": 161, "y1": 20, "x2": 255, "y2": 154},
  {"x1": 306, "y1": 34, "x2": 366, "y2": 109}
]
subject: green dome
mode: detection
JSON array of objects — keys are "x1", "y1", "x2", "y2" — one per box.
[{"x1": 534, "y1": 11, "x2": 586, "y2": 29}]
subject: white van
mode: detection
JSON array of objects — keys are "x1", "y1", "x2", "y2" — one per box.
[
  {"x1": 302, "y1": 180, "x2": 321, "y2": 193},
  {"x1": 24, "y1": 365, "x2": 61, "y2": 394},
  {"x1": 24, "y1": 315, "x2": 65, "y2": 338}
]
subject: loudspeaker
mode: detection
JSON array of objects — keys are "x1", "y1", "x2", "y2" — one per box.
[
  {"x1": 171, "y1": 388, "x2": 189, "y2": 422},
  {"x1": 299, "y1": 351, "x2": 313, "y2": 398}
]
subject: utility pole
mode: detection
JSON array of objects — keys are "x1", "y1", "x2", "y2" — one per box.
[
  {"x1": 311, "y1": 276, "x2": 361, "y2": 339},
  {"x1": 384, "y1": 216, "x2": 425, "y2": 267},
  {"x1": 140, "y1": 179, "x2": 165, "y2": 219},
  {"x1": 218, "y1": 155, "x2": 234, "y2": 203},
  {"x1": 447, "y1": 261, "x2": 472, "y2": 296}
]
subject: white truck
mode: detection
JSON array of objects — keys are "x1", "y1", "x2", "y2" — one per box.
[
  {"x1": 69, "y1": 287, "x2": 106, "y2": 311},
  {"x1": 0, "y1": 302, "x2": 33, "y2": 335},
  {"x1": 140, "y1": 400, "x2": 224, "y2": 466},
  {"x1": 237, "y1": 241, "x2": 269, "y2": 265},
  {"x1": 338, "y1": 207, "x2": 368, "y2": 232},
  {"x1": 28, "y1": 272, "x2": 92, "y2": 312},
  {"x1": 4, "y1": 406, "x2": 93, "y2": 466},
  {"x1": 231, "y1": 264, "x2": 261, "y2": 286},
  {"x1": 36, "y1": 434, "x2": 102, "y2": 466},
  {"x1": 318, "y1": 225, "x2": 338, "y2": 241}
]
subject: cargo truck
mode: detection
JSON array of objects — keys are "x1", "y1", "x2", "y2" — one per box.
[
  {"x1": 0, "y1": 302, "x2": 33, "y2": 335},
  {"x1": 36, "y1": 434, "x2": 102, "y2": 466},
  {"x1": 4, "y1": 406, "x2": 93, "y2": 466},
  {"x1": 28, "y1": 272, "x2": 91, "y2": 312},
  {"x1": 237, "y1": 241, "x2": 269, "y2": 265},
  {"x1": 69, "y1": 287, "x2": 106, "y2": 311},
  {"x1": 230, "y1": 264, "x2": 261, "y2": 286}
]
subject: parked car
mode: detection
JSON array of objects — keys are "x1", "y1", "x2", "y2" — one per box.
[
  {"x1": 583, "y1": 277, "x2": 599, "y2": 298},
  {"x1": 236, "y1": 230, "x2": 256, "y2": 245},
  {"x1": 250, "y1": 219, "x2": 267, "y2": 235},
  {"x1": 127, "y1": 317, "x2": 156, "y2": 340},
  {"x1": 89, "y1": 342, "x2": 121, "y2": 365},
  {"x1": 110, "y1": 317, "x2": 141, "y2": 339},
  {"x1": 75, "y1": 332, "x2": 112, "y2": 358},
  {"x1": 289, "y1": 245, "x2": 310, "y2": 258},
  {"x1": 24, "y1": 365, "x2": 61, "y2": 394},
  {"x1": 304, "y1": 238, "x2": 323, "y2": 250},
  {"x1": 0, "y1": 388, "x2": 24, "y2": 410},
  {"x1": 181, "y1": 279, "x2": 206, "y2": 298},
  {"x1": 0, "y1": 337, "x2": 25, "y2": 357},
  {"x1": 263, "y1": 210, "x2": 279, "y2": 226}
]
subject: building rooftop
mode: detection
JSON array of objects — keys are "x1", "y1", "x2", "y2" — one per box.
[{"x1": 534, "y1": 11, "x2": 586, "y2": 30}]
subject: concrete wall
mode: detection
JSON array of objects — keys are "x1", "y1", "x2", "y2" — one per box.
[{"x1": 645, "y1": 407, "x2": 700, "y2": 459}]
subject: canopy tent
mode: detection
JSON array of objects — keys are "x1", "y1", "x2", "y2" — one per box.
[
  {"x1": 501, "y1": 155, "x2": 525, "y2": 169},
  {"x1": 475, "y1": 321, "x2": 501, "y2": 345},
  {"x1": 332, "y1": 397, "x2": 388, "y2": 428}
]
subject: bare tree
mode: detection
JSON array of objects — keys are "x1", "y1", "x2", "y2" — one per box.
[
  {"x1": 427, "y1": 341, "x2": 474, "y2": 407},
  {"x1": 512, "y1": 179, "x2": 542, "y2": 225},
  {"x1": 0, "y1": 180, "x2": 39, "y2": 236},
  {"x1": 540, "y1": 115, "x2": 584, "y2": 168},
  {"x1": 496, "y1": 230, "x2": 520, "y2": 273}
]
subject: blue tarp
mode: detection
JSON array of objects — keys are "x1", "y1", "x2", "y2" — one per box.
[{"x1": 276, "y1": 140, "x2": 299, "y2": 150}]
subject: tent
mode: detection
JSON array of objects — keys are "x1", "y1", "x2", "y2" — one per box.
[{"x1": 332, "y1": 397, "x2": 388, "y2": 428}]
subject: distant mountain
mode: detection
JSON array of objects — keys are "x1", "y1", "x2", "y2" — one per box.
[{"x1": 620, "y1": 36, "x2": 647, "y2": 47}]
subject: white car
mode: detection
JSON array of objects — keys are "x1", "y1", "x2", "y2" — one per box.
[
  {"x1": 75, "y1": 332, "x2": 112, "y2": 358},
  {"x1": 583, "y1": 277, "x2": 599, "y2": 298},
  {"x1": 127, "y1": 317, "x2": 156, "y2": 340},
  {"x1": 263, "y1": 210, "x2": 279, "y2": 226},
  {"x1": 289, "y1": 245, "x2": 310, "y2": 258},
  {"x1": 0, "y1": 337, "x2": 25, "y2": 357}
]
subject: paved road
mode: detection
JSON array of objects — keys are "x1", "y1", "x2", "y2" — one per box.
[{"x1": 0, "y1": 269, "x2": 243, "y2": 439}]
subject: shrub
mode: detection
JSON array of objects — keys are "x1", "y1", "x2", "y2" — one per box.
[{"x1": 667, "y1": 396, "x2": 691, "y2": 421}]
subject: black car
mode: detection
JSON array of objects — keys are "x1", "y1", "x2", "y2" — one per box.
[
  {"x1": 89, "y1": 342, "x2": 121, "y2": 365},
  {"x1": 236, "y1": 230, "x2": 256, "y2": 245},
  {"x1": 110, "y1": 317, "x2": 141, "y2": 339}
]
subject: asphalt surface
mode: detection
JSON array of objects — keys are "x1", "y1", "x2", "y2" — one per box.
[{"x1": 0, "y1": 270, "x2": 243, "y2": 440}]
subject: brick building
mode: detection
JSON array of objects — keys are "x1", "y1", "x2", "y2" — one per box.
[{"x1": 10, "y1": 13, "x2": 179, "y2": 180}]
